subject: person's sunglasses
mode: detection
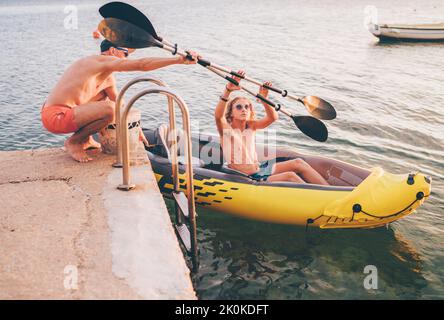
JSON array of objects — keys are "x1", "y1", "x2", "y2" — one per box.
[
  {"x1": 235, "y1": 104, "x2": 251, "y2": 111},
  {"x1": 116, "y1": 47, "x2": 129, "y2": 57}
]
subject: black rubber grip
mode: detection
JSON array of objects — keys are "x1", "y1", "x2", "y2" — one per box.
[
  {"x1": 230, "y1": 70, "x2": 245, "y2": 78},
  {"x1": 225, "y1": 76, "x2": 239, "y2": 86},
  {"x1": 263, "y1": 84, "x2": 282, "y2": 94},
  {"x1": 185, "y1": 51, "x2": 194, "y2": 61},
  {"x1": 197, "y1": 58, "x2": 211, "y2": 67},
  {"x1": 256, "y1": 94, "x2": 275, "y2": 107}
]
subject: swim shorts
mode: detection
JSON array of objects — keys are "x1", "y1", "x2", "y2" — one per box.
[
  {"x1": 249, "y1": 160, "x2": 275, "y2": 182},
  {"x1": 41, "y1": 104, "x2": 79, "y2": 134}
]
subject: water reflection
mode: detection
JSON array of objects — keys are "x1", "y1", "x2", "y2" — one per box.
[
  {"x1": 370, "y1": 39, "x2": 444, "y2": 47},
  {"x1": 165, "y1": 199, "x2": 427, "y2": 299}
]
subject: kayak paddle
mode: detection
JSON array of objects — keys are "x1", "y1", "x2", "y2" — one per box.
[
  {"x1": 98, "y1": 18, "x2": 329, "y2": 142},
  {"x1": 98, "y1": 2, "x2": 337, "y2": 121}
]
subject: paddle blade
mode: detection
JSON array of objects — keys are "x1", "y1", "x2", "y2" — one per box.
[
  {"x1": 99, "y1": 1, "x2": 160, "y2": 40},
  {"x1": 98, "y1": 18, "x2": 162, "y2": 49},
  {"x1": 292, "y1": 116, "x2": 328, "y2": 142},
  {"x1": 302, "y1": 96, "x2": 337, "y2": 120}
]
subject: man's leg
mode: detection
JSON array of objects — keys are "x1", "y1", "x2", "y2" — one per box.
[{"x1": 64, "y1": 101, "x2": 114, "y2": 162}]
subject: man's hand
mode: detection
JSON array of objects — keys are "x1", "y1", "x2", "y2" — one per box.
[
  {"x1": 180, "y1": 50, "x2": 200, "y2": 64},
  {"x1": 226, "y1": 70, "x2": 245, "y2": 92}
]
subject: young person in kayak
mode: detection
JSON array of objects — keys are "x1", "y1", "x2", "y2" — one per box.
[
  {"x1": 215, "y1": 70, "x2": 329, "y2": 185},
  {"x1": 42, "y1": 39, "x2": 200, "y2": 162}
]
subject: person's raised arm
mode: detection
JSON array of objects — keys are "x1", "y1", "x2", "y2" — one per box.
[
  {"x1": 214, "y1": 70, "x2": 245, "y2": 136},
  {"x1": 214, "y1": 86, "x2": 231, "y2": 136},
  {"x1": 107, "y1": 51, "x2": 199, "y2": 72},
  {"x1": 250, "y1": 81, "x2": 279, "y2": 130}
]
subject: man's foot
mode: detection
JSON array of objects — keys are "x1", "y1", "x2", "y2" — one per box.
[
  {"x1": 64, "y1": 138, "x2": 92, "y2": 163},
  {"x1": 83, "y1": 136, "x2": 102, "y2": 150}
]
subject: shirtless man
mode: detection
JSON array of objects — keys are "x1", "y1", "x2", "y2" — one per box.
[{"x1": 42, "y1": 39, "x2": 199, "y2": 162}]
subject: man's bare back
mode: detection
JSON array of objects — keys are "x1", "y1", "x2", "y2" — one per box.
[{"x1": 46, "y1": 55, "x2": 117, "y2": 108}]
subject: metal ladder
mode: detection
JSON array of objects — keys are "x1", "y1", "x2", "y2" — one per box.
[{"x1": 114, "y1": 76, "x2": 199, "y2": 272}]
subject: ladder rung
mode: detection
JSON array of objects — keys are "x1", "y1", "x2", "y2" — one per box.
[
  {"x1": 173, "y1": 191, "x2": 197, "y2": 218},
  {"x1": 175, "y1": 224, "x2": 191, "y2": 252}
]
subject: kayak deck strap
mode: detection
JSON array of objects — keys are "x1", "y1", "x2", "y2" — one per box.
[{"x1": 358, "y1": 193, "x2": 427, "y2": 219}]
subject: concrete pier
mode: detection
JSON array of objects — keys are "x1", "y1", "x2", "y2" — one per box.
[{"x1": 0, "y1": 147, "x2": 196, "y2": 299}]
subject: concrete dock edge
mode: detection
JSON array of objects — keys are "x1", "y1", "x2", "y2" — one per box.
[{"x1": 0, "y1": 147, "x2": 196, "y2": 299}]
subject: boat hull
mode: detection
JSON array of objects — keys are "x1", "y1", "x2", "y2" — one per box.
[
  {"x1": 369, "y1": 23, "x2": 444, "y2": 41},
  {"x1": 143, "y1": 128, "x2": 432, "y2": 229}
]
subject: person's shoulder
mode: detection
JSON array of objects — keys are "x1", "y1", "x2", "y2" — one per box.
[
  {"x1": 74, "y1": 54, "x2": 114, "y2": 64},
  {"x1": 92, "y1": 55, "x2": 122, "y2": 70},
  {"x1": 96, "y1": 55, "x2": 119, "y2": 62}
]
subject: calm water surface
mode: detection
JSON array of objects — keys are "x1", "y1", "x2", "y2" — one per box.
[{"x1": 1, "y1": 0, "x2": 443, "y2": 299}]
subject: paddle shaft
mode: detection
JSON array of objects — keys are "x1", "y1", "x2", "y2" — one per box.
[
  {"x1": 155, "y1": 38, "x2": 328, "y2": 141},
  {"x1": 148, "y1": 40, "x2": 331, "y2": 140},
  {"x1": 150, "y1": 42, "x2": 328, "y2": 140},
  {"x1": 97, "y1": 9, "x2": 335, "y2": 120},
  {"x1": 158, "y1": 39, "x2": 303, "y2": 103},
  {"x1": 97, "y1": 5, "x2": 330, "y2": 141},
  {"x1": 156, "y1": 42, "x2": 294, "y2": 117}
]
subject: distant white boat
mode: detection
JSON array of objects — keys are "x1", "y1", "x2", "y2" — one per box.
[{"x1": 368, "y1": 23, "x2": 444, "y2": 41}]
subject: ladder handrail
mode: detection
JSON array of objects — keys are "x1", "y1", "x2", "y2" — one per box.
[
  {"x1": 117, "y1": 84, "x2": 198, "y2": 271},
  {"x1": 113, "y1": 76, "x2": 171, "y2": 167}
]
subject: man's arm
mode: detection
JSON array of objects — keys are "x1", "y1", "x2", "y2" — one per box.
[{"x1": 107, "y1": 54, "x2": 197, "y2": 72}]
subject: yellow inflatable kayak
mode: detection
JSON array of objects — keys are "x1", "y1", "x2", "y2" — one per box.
[{"x1": 143, "y1": 127, "x2": 432, "y2": 229}]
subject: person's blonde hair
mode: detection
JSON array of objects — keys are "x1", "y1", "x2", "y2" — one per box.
[{"x1": 225, "y1": 96, "x2": 255, "y2": 127}]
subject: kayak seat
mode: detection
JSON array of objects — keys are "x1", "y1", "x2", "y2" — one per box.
[{"x1": 326, "y1": 165, "x2": 364, "y2": 186}]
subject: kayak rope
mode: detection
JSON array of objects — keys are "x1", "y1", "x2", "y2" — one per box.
[{"x1": 305, "y1": 191, "x2": 427, "y2": 229}]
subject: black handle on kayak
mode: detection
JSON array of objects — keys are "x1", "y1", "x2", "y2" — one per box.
[
  {"x1": 197, "y1": 58, "x2": 211, "y2": 67},
  {"x1": 184, "y1": 52, "x2": 212, "y2": 68},
  {"x1": 225, "y1": 76, "x2": 239, "y2": 86},
  {"x1": 185, "y1": 51, "x2": 195, "y2": 61},
  {"x1": 229, "y1": 70, "x2": 245, "y2": 78},
  {"x1": 256, "y1": 93, "x2": 276, "y2": 108},
  {"x1": 263, "y1": 83, "x2": 283, "y2": 95}
]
